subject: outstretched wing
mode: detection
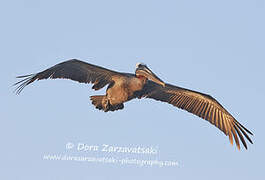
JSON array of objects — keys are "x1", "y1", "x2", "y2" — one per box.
[
  {"x1": 14, "y1": 59, "x2": 123, "y2": 94},
  {"x1": 141, "y1": 82, "x2": 253, "y2": 150}
]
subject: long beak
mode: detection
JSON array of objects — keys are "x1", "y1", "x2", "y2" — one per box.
[{"x1": 136, "y1": 66, "x2": 165, "y2": 87}]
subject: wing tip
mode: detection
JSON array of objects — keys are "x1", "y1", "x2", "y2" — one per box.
[{"x1": 13, "y1": 74, "x2": 36, "y2": 95}]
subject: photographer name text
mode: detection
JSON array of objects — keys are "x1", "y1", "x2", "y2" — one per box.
[{"x1": 66, "y1": 142, "x2": 158, "y2": 155}]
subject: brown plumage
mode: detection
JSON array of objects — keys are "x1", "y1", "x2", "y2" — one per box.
[
  {"x1": 14, "y1": 59, "x2": 253, "y2": 150},
  {"x1": 139, "y1": 82, "x2": 253, "y2": 150}
]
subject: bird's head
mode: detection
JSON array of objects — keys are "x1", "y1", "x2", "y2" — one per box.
[{"x1": 135, "y1": 63, "x2": 165, "y2": 87}]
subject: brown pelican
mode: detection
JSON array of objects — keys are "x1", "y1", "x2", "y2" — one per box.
[{"x1": 14, "y1": 59, "x2": 253, "y2": 150}]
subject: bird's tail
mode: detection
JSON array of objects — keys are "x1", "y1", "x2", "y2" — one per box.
[
  {"x1": 90, "y1": 95, "x2": 105, "y2": 111},
  {"x1": 90, "y1": 95, "x2": 124, "y2": 112}
]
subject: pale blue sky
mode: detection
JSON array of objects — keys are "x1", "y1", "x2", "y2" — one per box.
[{"x1": 1, "y1": 0, "x2": 265, "y2": 179}]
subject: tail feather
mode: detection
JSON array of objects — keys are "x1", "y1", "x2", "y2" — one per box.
[
  {"x1": 90, "y1": 95, "x2": 124, "y2": 112},
  {"x1": 90, "y1": 95, "x2": 105, "y2": 110},
  {"x1": 109, "y1": 103, "x2": 124, "y2": 111}
]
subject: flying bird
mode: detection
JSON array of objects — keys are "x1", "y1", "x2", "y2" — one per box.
[{"x1": 14, "y1": 59, "x2": 253, "y2": 150}]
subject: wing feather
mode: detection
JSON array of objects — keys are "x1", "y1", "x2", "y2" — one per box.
[
  {"x1": 14, "y1": 59, "x2": 124, "y2": 94},
  {"x1": 142, "y1": 82, "x2": 253, "y2": 150}
]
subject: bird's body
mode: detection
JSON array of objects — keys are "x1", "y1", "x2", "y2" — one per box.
[
  {"x1": 14, "y1": 59, "x2": 253, "y2": 150},
  {"x1": 90, "y1": 73, "x2": 146, "y2": 111}
]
